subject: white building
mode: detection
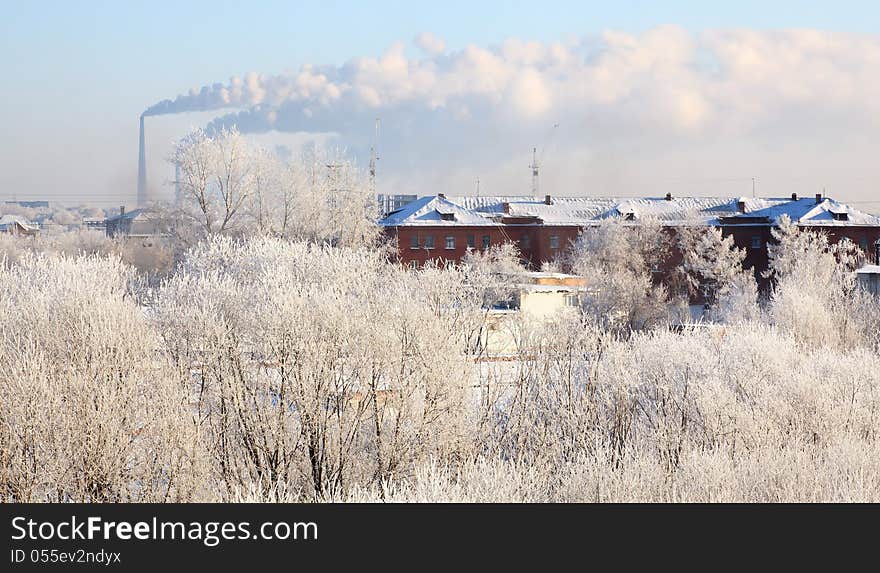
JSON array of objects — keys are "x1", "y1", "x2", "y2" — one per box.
[{"x1": 480, "y1": 272, "x2": 593, "y2": 357}]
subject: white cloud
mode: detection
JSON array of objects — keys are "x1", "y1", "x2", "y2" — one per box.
[{"x1": 414, "y1": 32, "x2": 446, "y2": 56}]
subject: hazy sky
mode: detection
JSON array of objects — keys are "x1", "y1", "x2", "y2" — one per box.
[{"x1": 2, "y1": 1, "x2": 879, "y2": 208}]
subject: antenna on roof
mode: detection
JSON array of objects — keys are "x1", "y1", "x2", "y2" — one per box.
[
  {"x1": 530, "y1": 123, "x2": 559, "y2": 196},
  {"x1": 529, "y1": 147, "x2": 538, "y2": 195},
  {"x1": 475, "y1": 177, "x2": 480, "y2": 197},
  {"x1": 752, "y1": 176, "x2": 757, "y2": 198}
]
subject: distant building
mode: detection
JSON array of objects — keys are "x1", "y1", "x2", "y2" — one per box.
[
  {"x1": 105, "y1": 207, "x2": 164, "y2": 239},
  {"x1": 480, "y1": 272, "x2": 594, "y2": 356},
  {"x1": 0, "y1": 214, "x2": 39, "y2": 236},
  {"x1": 83, "y1": 217, "x2": 107, "y2": 233},
  {"x1": 856, "y1": 265, "x2": 880, "y2": 297},
  {"x1": 381, "y1": 193, "x2": 880, "y2": 293},
  {"x1": 500, "y1": 272, "x2": 591, "y2": 319},
  {"x1": 4, "y1": 200, "x2": 50, "y2": 209},
  {"x1": 377, "y1": 194, "x2": 418, "y2": 218}
]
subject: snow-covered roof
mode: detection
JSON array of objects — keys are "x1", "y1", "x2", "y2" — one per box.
[
  {"x1": 105, "y1": 208, "x2": 158, "y2": 223},
  {"x1": 380, "y1": 196, "x2": 502, "y2": 227},
  {"x1": 518, "y1": 283, "x2": 593, "y2": 294},
  {"x1": 723, "y1": 197, "x2": 880, "y2": 226},
  {"x1": 522, "y1": 271, "x2": 582, "y2": 280},
  {"x1": 0, "y1": 214, "x2": 38, "y2": 231},
  {"x1": 856, "y1": 265, "x2": 880, "y2": 275},
  {"x1": 379, "y1": 195, "x2": 880, "y2": 228}
]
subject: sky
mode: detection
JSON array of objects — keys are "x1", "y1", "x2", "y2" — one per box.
[{"x1": 1, "y1": 1, "x2": 879, "y2": 208}]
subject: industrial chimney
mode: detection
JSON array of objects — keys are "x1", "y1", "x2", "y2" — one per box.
[{"x1": 137, "y1": 114, "x2": 147, "y2": 207}]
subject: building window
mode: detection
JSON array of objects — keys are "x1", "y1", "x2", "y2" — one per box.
[
  {"x1": 520, "y1": 234, "x2": 531, "y2": 249},
  {"x1": 564, "y1": 294, "x2": 580, "y2": 307},
  {"x1": 409, "y1": 234, "x2": 419, "y2": 249},
  {"x1": 482, "y1": 235, "x2": 490, "y2": 249},
  {"x1": 445, "y1": 236, "x2": 455, "y2": 249},
  {"x1": 467, "y1": 234, "x2": 475, "y2": 248},
  {"x1": 859, "y1": 237, "x2": 869, "y2": 251},
  {"x1": 549, "y1": 235, "x2": 560, "y2": 249},
  {"x1": 409, "y1": 260, "x2": 418, "y2": 270},
  {"x1": 424, "y1": 235, "x2": 435, "y2": 249},
  {"x1": 751, "y1": 236, "x2": 762, "y2": 250}
]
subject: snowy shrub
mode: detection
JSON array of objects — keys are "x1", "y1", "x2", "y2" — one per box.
[
  {"x1": 0, "y1": 253, "x2": 196, "y2": 502},
  {"x1": 3, "y1": 226, "x2": 880, "y2": 502},
  {"x1": 156, "y1": 237, "x2": 474, "y2": 499}
]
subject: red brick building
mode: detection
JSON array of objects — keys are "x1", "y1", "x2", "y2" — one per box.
[{"x1": 380, "y1": 193, "x2": 880, "y2": 285}]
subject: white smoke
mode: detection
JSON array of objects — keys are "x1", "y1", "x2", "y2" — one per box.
[
  {"x1": 142, "y1": 27, "x2": 880, "y2": 197},
  {"x1": 145, "y1": 28, "x2": 880, "y2": 129}
]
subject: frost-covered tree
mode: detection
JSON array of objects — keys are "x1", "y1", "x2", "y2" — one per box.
[
  {"x1": 168, "y1": 130, "x2": 379, "y2": 249},
  {"x1": 567, "y1": 219, "x2": 674, "y2": 332},
  {"x1": 170, "y1": 127, "x2": 255, "y2": 238},
  {"x1": 767, "y1": 215, "x2": 868, "y2": 346},
  {"x1": 460, "y1": 243, "x2": 527, "y2": 309},
  {"x1": 677, "y1": 225, "x2": 760, "y2": 322},
  {"x1": 155, "y1": 237, "x2": 470, "y2": 499},
  {"x1": 282, "y1": 146, "x2": 380, "y2": 248}
]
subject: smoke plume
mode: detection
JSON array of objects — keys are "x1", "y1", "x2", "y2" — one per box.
[{"x1": 140, "y1": 28, "x2": 880, "y2": 197}]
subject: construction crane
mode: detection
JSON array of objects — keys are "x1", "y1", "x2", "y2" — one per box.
[{"x1": 529, "y1": 122, "x2": 559, "y2": 195}]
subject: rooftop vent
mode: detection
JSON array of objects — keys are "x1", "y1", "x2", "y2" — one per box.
[
  {"x1": 437, "y1": 193, "x2": 446, "y2": 199},
  {"x1": 544, "y1": 194, "x2": 552, "y2": 205},
  {"x1": 791, "y1": 193, "x2": 798, "y2": 201},
  {"x1": 737, "y1": 200, "x2": 746, "y2": 213},
  {"x1": 815, "y1": 192, "x2": 823, "y2": 204},
  {"x1": 502, "y1": 202, "x2": 510, "y2": 214},
  {"x1": 665, "y1": 192, "x2": 673, "y2": 201}
]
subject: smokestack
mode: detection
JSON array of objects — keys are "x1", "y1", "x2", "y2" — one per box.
[{"x1": 137, "y1": 114, "x2": 147, "y2": 207}]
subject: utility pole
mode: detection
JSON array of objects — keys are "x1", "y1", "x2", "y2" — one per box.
[
  {"x1": 368, "y1": 118, "x2": 380, "y2": 195},
  {"x1": 476, "y1": 177, "x2": 480, "y2": 197},
  {"x1": 530, "y1": 147, "x2": 539, "y2": 195},
  {"x1": 369, "y1": 118, "x2": 382, "y2": 212}
]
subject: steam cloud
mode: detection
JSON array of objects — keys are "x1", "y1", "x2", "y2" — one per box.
[{"x1": 142, "y1": 27, "x2": 880, "y2": 196}]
